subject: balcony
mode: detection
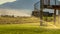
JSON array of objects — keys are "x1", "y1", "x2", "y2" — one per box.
[{"x1": 43, "y1": 0, "x2": 60, "y2": 9}]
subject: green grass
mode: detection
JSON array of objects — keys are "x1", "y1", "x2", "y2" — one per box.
[
  {"x1": 40, "y1": 29, "x2": 60, "y2": 34},
  {"x1": 0, "y1": 24, "x2": 60, "y2": 34},
  {"x1": 0, "y1": 24, "x2": 40, "y2": 34},
  {"x1": 0, "y1": 26, "x2": 40, "y2": 34}
]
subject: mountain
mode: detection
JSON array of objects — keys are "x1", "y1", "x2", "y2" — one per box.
[
  {"x1": 0, "y1": 9, "x2": 31, "y2": 17},
  {"x1": 0, "y1": 0, "x2": 39, "y2": 16},
  {"x1": 0, "y1": 0, "x2": 38, "y2": 10}
]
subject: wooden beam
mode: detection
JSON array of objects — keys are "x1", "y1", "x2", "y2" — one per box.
[
  {"x1": 54, "y1": 9, "x2": 56, "y2": 25},
  {"x1": 48, "y1": 0, "x2": 50, "y2": 6},
  {"x1": 40, "y1": 0, "x2": 44, "y2": 26},
  {"x1": 58, "y1": 10, "x2": 60, "y2": 24}
]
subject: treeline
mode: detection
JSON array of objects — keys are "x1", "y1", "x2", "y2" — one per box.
[{"x1": 1, "y1": 15, "x2": 15, "y2": 17}]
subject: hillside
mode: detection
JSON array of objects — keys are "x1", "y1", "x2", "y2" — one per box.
[{"x1": 0, "y1": 9, "x2": 31, "y2": 17}]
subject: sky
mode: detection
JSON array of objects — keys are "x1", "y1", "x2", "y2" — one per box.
[
  {"x1": 0, "y1": 0, "x2": 60, "y2": 4},
  {"x1": 0, "y1": 0, "x2": 16, "y2": 4},
  {"x1": 0, "y1": 0, "x2": 60, "y2": 16}
]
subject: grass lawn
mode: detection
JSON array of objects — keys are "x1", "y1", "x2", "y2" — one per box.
[
  {"x1": 0, "y1": 23, "x2": 60, "y2": 34},
  {"x1": 0, "y1": 23, "x2": 40, "y2": 34},
  {"x1": 0, "y1": 17, "x2": 60, "y2": 34}
]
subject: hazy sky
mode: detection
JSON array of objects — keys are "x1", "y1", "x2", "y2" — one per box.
[
  {"x1": 0, "y1": 0, "x2": 16, "y2": 4},
  {"x1": 0, "y1": 0, "x2": 39, "y2": 4},
  {"x1": 0, "y1": 0, "x2": 60, "y2": 4}
]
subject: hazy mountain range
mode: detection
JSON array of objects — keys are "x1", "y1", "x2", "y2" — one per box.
[
  {"x1": 0, "y1": 9, "x2": 31, "y2": 17},
  {"x1": 0, "y1": 0, "x2": 39, "y2": 9},
  {"x1": 0, "y1": 0, "x2": 39, "y2": 17}
]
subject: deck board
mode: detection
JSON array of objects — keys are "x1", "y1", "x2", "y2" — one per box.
[{"x1": 44, "y1": 5, "x2": 60, "y2": 10}]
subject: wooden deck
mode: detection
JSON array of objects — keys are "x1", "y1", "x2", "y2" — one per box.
[{"x1": 44, "y1": 5, "x2": 60, "y2": 10}]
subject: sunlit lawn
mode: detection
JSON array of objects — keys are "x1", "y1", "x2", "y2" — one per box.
[
  {"x1": 0, "y1": 23, "x2": 60, "y2": 34},
  {"x1": 0, "y1": 23, "x2": 40, "y2": 34}
]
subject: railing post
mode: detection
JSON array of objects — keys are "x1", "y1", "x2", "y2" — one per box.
[
  {"x1": 54, "y1": 9, "x2": 56, "y2": 25},
  {"x1": 54, "y1": 0, "x2": 56, "y2": 25},
  {"x1": 40, "y1": 0, "x2": 44, "y2": 26}
]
